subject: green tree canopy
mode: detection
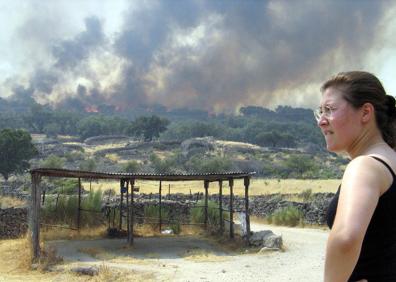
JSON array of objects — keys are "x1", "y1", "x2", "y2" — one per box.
[
  {"x1": 128, "y1": 115, "x2": 170, "y2": 141},
  {"x1": 0, "y1": 129, "x2": 37, "y2": 180}
]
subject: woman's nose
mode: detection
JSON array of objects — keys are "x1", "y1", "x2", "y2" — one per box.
[{"x1": 317, "y1": 115, "x2": 328, "y2": 127}]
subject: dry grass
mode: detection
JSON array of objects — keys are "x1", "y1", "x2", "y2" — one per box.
[
  {"x1": 105, "y1": 153, "x2": 120, "y2": 162},
  {"x1": 84, "y1": 143, "x2": 128, "y2": 155},
  {"x1": 180, "y1": 248, "x2": 229, "y2": 262},
  {"x1": 40, "y1": 226, "x2": 107, "y2": 241},
  {"x1": 0, "y1": 196, "x2": 27, "y2": 208},
  {"x1": 0, "y1": 237, "x2": 153, "y2": 282},
  {"x1": 78, "y1": 247, "x2": 117, "y2": 260},
  {"x1": 92, "y1": 264, "x2": 155, "y2": 282},
  {"x1": 83, "y1": 178, "x2": 340, "y2": 196}
]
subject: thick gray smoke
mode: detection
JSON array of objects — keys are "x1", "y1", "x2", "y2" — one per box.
[{"x1": 4, "y1": 0, "x2": 389, "y2": 112}]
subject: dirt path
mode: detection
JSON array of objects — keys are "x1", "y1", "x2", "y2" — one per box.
[{"x1": 48, "y1": 222, "x2": 329, "y2": 282}]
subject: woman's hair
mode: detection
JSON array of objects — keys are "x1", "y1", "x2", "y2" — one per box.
[{"x1": 321, "y1": 71, "x2": 396, "y2": 148}]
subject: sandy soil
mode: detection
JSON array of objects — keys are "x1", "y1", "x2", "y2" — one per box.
[{"x1": 45, "y1": 222, "x2": 329, "y2": 282}]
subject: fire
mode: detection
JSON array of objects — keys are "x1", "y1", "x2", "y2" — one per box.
[{"x1": 84, "y1": 105, "x2": 99, "y2": 113}]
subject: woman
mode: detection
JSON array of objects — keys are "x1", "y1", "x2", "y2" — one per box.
[{"x1": 315, "y1": 71, "x2": 396, "y2": 282}]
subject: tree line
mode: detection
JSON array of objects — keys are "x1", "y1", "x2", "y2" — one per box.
[{"x1": 0, "y1": 99, "x2": 324, "y2": 148}]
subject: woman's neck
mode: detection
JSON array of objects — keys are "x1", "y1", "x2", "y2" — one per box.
[{"x1": 347, "y1": 129, "x2": 387, "y2": 159}]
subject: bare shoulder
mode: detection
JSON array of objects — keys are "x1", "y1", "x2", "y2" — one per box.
[{"x1": 343, "y1": 155, "x2": 393, "y2": 195}]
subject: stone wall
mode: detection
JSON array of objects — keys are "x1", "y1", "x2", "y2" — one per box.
[
  {"x1": 0, "y1": 207, "x2": 28, "y2": 239},
  {"x1": 0, "y1": 192, "x2": 334, "y2": 238},
  {"x1": 132, "y1": 192, "x2": 334, "y2": 225}
]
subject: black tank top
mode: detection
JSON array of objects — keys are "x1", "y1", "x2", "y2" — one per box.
[{"x1": 327, "y1": 156, "x2": 396, "y2": 282}]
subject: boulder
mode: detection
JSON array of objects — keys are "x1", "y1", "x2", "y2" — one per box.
[
  {"x1": 249, "y1": 230, "x2": 283, "y2": 250},
  {"x1": 71, "y1": 266, "x2": 99, "y2": 276}
]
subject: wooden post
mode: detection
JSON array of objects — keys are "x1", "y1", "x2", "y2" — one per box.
[
  {"x1": 129, "y1": 179, "x2": 135, "y2": 245},
  {"x1": 119, "y1": 180, "x2": 124, "y2": 230},
  {"x1": 219, "y1": 180, "x2": 223, "y2": 234},
  {"x1": 244, "y1": 177, "x2": 251, "y2": 245},
  {"x1": 42, "y1": 189, "x2": 46, "y2": 205},
  {"x1": 229, "y1": 178, "x2": 234, "y2": 239},
  {"x1": 126, "y1": 180, "x2": 130, "y2": 237},
  {"x1": 204, "y1": 180, "x2": 209, "y2": 229},
  {"x1": 77, "y1": 177, "x2": 81, "y2": 231},
  {"x1": 168, "y1": 184, "x2": 171, "y2": 199},
  {"x1": 159, "y1": 181, "x2": 162, "y2": 232},
  {"x1": 30, "y1": 173, "x2": 41, "y2": 261}
]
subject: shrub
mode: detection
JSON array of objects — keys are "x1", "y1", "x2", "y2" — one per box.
[
  {"x1": 79, "y1": 158, "x2": 97, "y2": 171},
  {"x1": 122, "y1": 160, "x2": 140, "y2": 173},
  {"x1": 267, "y1": 206, "x2": 303, "y2": 227},
  {"x1": 41, "y1": 189, "x2": 104, "y2": 228},
  {"x1": 170, "y1": 222, "x2": 181, "y2": 234},
  {"x1": 51, "y1": 178, "x2": 80, "y2": 194},
  {"x1": 190, "y1": 200, "x2": 227, "y2": 226},
  {"x1": 299, "y1": 188, "x2": 312, "y2": 202},
  {"x1": 41, "y1": 155, "x2": 65, "y2": 169},
  {"x1": 144, "y1": 205, "x2": 170, "y2": 227}
]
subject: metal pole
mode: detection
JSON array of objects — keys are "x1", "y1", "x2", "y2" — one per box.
[
  {"x1": 244, "y1": 177, "x2": 251, "y2": 245},
  {"x1": 229, "y1": 178, "x2": 234, "y2": 239},
  {"x1": 219, "y1": 180, "x2": 223, "y2": 234}
]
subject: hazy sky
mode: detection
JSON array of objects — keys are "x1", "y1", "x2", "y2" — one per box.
[{"x1": 1, "y1": 0, "x2": 396, "y2": 113}]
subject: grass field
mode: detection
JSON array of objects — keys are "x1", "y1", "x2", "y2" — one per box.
[{"x1": 82, "y1": 178, "x2": 340, "y2": 196}]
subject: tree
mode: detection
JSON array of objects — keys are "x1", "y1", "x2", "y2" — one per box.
[
  {"x1": 41, "y1": 155, "x2": 65, "y2": 168},
  {"x1": 122, "y1": 160, "x2": 140, "y2": 173},
  {"x1": 0, "y1": 129, "x2": 37, "y2": 180},
  {"x1": 127, "y1": 115, "x2": 170, "y2": 141},
  {"x1": 79, "y1": 158, "x2": 97, "y2": 171},
  {"x1": 283, "y1": 154, "x2": 318, "y2": 178}
]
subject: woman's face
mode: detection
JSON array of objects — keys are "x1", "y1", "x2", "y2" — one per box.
[{"x1": 317, "y1": 87, "x2": 362, "y2": 153}]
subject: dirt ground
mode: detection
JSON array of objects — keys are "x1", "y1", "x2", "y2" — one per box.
[{"x1": 0, "y1": 222, "x2": 329, "y2": 281}]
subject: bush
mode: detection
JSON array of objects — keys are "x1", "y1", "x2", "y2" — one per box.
[
  {"x1": 79, "y1": 158, "x2": 97, "y2": 171},
  {"x1": 170, "y1": 222, "x2": 181, "y2": 234},
  {"x1": 51, "y1": 178, "x2": 80, "y2": 194},
  {"x1": 299, "y1": 188, "x2": 312, "y2": 202},
  {"x1": 144, "y1": 205, "x2": 170, "y2": 227},
  {"x1": 185, "y1": 156, "x2": 232, "y2": 173},
  {"x1": 190, "y1": 200, "x2": 227, "y2": 226},
  {"x1": 267, "y1": 206, "x2": 303, "y2": 227},
  {"x1": 41, "y1": 189, "x2": 104, "y2": 228},
  {"x1": 41, "y1": 155, "x2": 65, "y2": 169},
  {"x1": 122, "y1": 161, "x2": 140, "y2": 173}
]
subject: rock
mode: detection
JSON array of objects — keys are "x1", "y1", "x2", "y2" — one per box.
[
  {"x1": 181, "y1": 137, "x2": 215, "y2": 157},
  {"x1": 71, "y1": 266, "x2": 99, "y2": 276},
  {"x1": 249, "y1": 230, "x2": 283, "y2": 250}
]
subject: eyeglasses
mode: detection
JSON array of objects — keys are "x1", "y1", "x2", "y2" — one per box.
[{"x1": 313, "y1": 105, "x2": 337, "y2": 122}]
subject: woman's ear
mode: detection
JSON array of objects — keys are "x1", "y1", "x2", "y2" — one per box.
[{"x1": 361, "y1": 102, "x2": 374, "y2": 123}]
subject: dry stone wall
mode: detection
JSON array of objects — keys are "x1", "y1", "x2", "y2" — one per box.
[{"x1": 0, "y1": 207, "x2": 28, "y2": 238}]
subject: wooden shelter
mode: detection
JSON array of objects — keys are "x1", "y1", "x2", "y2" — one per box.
[{"x1": 29, "y1": 168, "x2": 255, "y2": 261}]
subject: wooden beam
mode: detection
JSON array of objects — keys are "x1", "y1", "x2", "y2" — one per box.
[
  {"x1": 129, "y1": 179, "x2": 135, "y2": 245},
  {"x1": 218, "y1": 180, "x2": 223, "y2": 234},
  {"x1": 126, "y1": 180, "x2": 130, "y2": 238},
  {"x1": 29, "y1": 168, "x2": 255, "y2": 182},
  {"x1": 119, "y1": 179, "x2": 124, "y2": 230},
  {"x1": 204, "y1": 180, "x2": 209, "y2": 229},
  {"x1": 77, "y1": 178, "x2": 81, "y2": 231},
  {"x1": 229, "y1": 178, "x2": 234, "y2": 239},
  {"x1": 30, "y1": 173, "x2": 41, "y2": 261},
  {"x1": 244, "y1": 176, "x2": 251, "y2": 245},
  {"x1": 159, "y1": 180, "x2": 162, "y2": 232}
]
